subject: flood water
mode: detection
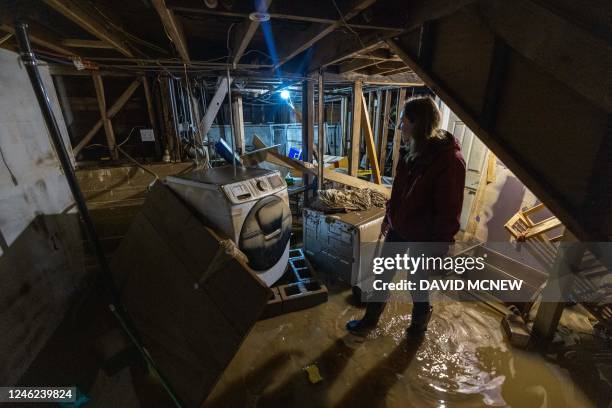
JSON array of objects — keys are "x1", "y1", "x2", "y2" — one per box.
[{"x1": 205, "y1": 288, "x2": 594, "y2": 408}]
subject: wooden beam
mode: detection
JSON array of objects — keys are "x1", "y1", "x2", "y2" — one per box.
[
  {"x1": 361, "y1": 94, "x2": 381, "y2": 184},
  {"x1": 42, "y1": 0, "x2": 133, "y2": 57},
  {"x1": 306, "y1": 0, "x2": 476, "y2": 72},
  {"x1": 531, "y1": 234, "x2": 584, "y2": 348},
  {"x1": 169, "y1": 6, "x2": 403, "y2": 31},
  {"x1": 92, "y1": 74, "x2": 118, "y2": 159},
  {"x1": 317, "y1": 71, "x2": 325, "y2": 191},
  {"x1": 252, "y1": 135, "x2": 390, "y2": 198},
  {"x1": 387, "y1": 37, "x2": 595, "y2": 240},
  {"x1": 349, "y1": 81, "x2": 363, "y2": 176},
  {"x1": 152, "y1": 0, "x2": 189, "y2": 62},
  {"x1": 232, "y1": 0, "x2": 272, "y2": 67},
  {"x1": 74, "y1": 78, "x2": 141, "y2": 154},
  {"x1": 232, "y1": 95, "x2": 246, "y2": 154},
  {"x1": 60, "y1": 39, "x2": 114, "y2": 49},
  {"x1": 302, "y1": 79, "x2": 315, "y2": 201},
  {"x1": 0, "y1": 23, "x2": 77, "y2": 56},
  {"x1": 391, "y1": 88, "x2": 406, "y2": 177},
  {"x1": 339, "y1": 57, "x2": 383, "y2": 74},
  {"x1": 471, "y1": 0, "x2": 612, "y2": 113},
  {"x1": 378, "y1": 90, "x2": 392, "y2": 173},
  {"x1": 274, "y1": 0, "x2": 377, "y2": 68},
  {"x1": 199, "y1": 77, "x2": 232, "y2": 141}
]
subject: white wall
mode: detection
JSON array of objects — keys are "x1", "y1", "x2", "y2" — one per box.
[{"x1": 0, "y1": 48, "x2": 85, "y2": 385}]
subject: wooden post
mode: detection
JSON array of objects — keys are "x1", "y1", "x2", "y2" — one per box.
[
  {"x1": 317, "y1": 70, "x2": 325, "y2": 191},
  {"x1": 391, "y1": 88, "x2": 406, "y2": 177},
  {"x1": 142, "y1": 77, "x2": 161, "y2": 158},
  {"x1": 74, "y1": 78, "x2": 141, "y2": 155},
  {"x1": 378, "y1": 90, "x2": 392, "y2": 174},
  {"x1": 92, "y1": 74, "x2": 118, "y2": 159},
  {"x1": 349, "y1": 81, "x2": 363, "y2": 176},
  {"x1": 302, "y1": 79, "x2": 315, "y2": 201},
  {"x1": 232, "y1": 95, "x2": 245, "y2": 155},
  {"x1": 531, "y1": 232, "x2": 585, "y2": 348},
  {"x1": 339, "y1": 96, "x2": 347, "y2": 157},
  {"x1": 373, "y1": 90, "x2": 382, "y2": 160},
  {"x1": 361, "y1": 94, "x2": 381, "y2": 184}
]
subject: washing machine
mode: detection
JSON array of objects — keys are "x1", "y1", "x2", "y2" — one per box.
[{"x1": 166, "y1": 166, "x2": 291, "y2": 286}]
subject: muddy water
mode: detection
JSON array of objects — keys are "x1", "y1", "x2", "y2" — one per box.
[{"x1": 205, "y1": 288, "x2": 594, "y2": 408}]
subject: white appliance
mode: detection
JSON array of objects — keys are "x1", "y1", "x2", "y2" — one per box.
[{"x1": 166, "y1": 166, "x2": 291, "y2": 286}]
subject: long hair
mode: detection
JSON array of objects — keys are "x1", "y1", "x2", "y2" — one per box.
[{"x1": 403, "y1": 96, "x2": 443, "y2": 154}]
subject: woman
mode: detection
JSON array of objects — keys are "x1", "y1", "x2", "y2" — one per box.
[{"x1": 347, "y1": 96, "x2": 466, "y2": 337}]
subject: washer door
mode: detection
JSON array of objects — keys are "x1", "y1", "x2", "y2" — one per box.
[{"x1": 239, "y1": 195, "x2": 291, "y2": 271}]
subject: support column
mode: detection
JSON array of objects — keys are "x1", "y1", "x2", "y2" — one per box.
[
  {"x1": 531, "y1": 231, "x2": 585, "y2": 349},
  {"x1": 378, "y1": 90, "x2": 392, "y2": 174},
  {"x1": 232, "y1": 95, "x2": 245, "y2": 155},
  {"x1": 391, "y1": 88, "x2": 406, "y2": 177},
  {"x1": 302, "y1": 78, "x2": 315, "y2": 201},
  {"x1": 349, "y1": 81, "x2": 363, "y2": 176},
  {"x1": 317, "y1": 70, "x2": 325, "y2": 191}
]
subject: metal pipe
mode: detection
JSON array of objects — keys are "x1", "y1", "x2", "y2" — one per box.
[
  {"x1": 14, "y1": 22, "x2": 120, "y2": 303},
  {"x1": 317, "y1": 69, "x2": 325, "y2": 191},
  {"x1": 15, "y1": 25, "x2": 183, "y2": 406}
]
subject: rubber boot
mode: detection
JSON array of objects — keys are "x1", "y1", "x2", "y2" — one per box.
[
  {"x1": 406, "y1": 306, "x2": 433, "y2": 338},
  {"x1": 346, "y1": 302, "x2": 386, "y2": 334}
]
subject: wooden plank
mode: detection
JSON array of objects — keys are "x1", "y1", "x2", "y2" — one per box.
[
  {"x1": 274, "y1": 0, "x2": 377, "y2": 68},
  {"x1": 349, "y1": 81, "x2": 363, "y2": 176},
  {"x1": 391, "y1": 88, "x2": 406, "y2": 177},
  {"x1": 252, "y1": 134, "x2": 390, "y2": 197},
  {"x1": 378, "y1": 90, "x2": 392, "y2": 173},
  {"x1": 338, "y1": 57, "x2": 383, "y2": 74},
  {"x1": 317, "y1": 71, "x2": 325, "y2": 190},
  {"x1": 323, "y1": 168, "x2": 390, "y2": 198},
  {"x1": 199, "y1": 77, "x2": 232, "y2": 142},
  {"x1": 231, "y1": 95, "x2": 245, "y2": 154},
  {"x1": 152, "y1": 0, "x2": 190, "y2": 62},
  {"x1": 60, "y1": 39, "x2": 114, "y2": 49},
  {"x1": 232, "y1": 0, "x2": 272, "y2": 66},
  {"x1": 0, "y1": 23, "x2": 78, "y2": 57},
  {"x1": 42, "y1": 0, "x2": 133, "y2": 57},
  {"x1": 386, "y1": 37, "x2": 596, "y2": 241},
  {"x1": 92, "y1": 74, "x2": 118, "y2": 160},
  {"x1": 302, "y1": 79, "x2": 315, "y2": 200},
  {"x1": 361, "y1": 94, "x2": 382, "y2": 184},
  {"x1": 472, "y1": 0, "x2": 612, "y2": 113},
  {"x1": 74, "y1": 78, "x2": 141, "y2": 154}
]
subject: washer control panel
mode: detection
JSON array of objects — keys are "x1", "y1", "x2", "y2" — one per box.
[{"x1": 222, "y1": 171, "x2": 286, "y2": 204}]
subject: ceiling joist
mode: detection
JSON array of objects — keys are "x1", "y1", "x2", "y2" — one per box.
[
  {"x1": 152, "y1": 0, "x2": 190, "y2": 63},
  {"x1": 273, "y1": 0, "x2": 377, "y2": 69},
  {"x1": 232, "y1": 0, "x2": 273, "y2": 67},
  {"x1": 41, "y1": 0, "x2": 133, "y2": 57}
]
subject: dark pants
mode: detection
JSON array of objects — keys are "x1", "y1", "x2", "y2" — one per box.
[{"x1": 364, "y1": 229, "x2": 431, "y2": 321}]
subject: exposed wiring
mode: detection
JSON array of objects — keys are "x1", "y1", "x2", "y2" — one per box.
[{"x1": 331, "y1": 0, "x2": 367, "y2": 50}]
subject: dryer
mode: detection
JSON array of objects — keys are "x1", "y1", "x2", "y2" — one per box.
[{"x1": 166, "y1": 166, "x2": 291, "y2": 286}]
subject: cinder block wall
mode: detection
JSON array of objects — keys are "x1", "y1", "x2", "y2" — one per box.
[{"x1": 0, "y1": 48, "x2": 87, "y2": 385}]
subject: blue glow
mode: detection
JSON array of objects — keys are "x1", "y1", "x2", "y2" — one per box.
[{"x1": 280, "y1": 90, "x2": 290, "y2": 100}]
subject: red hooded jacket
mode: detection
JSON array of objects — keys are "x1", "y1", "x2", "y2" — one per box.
[{"x1": 386, "y1": 131, "x2": 466, "y2": 244}]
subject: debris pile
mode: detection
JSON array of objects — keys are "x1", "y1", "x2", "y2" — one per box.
[{"x1": 313, "y1": 188, "x2": 387, "y2": 213}]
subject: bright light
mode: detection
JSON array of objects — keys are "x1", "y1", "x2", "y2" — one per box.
[{"x1": 280, "y1": 90, "x2": 290, "y2": 100}]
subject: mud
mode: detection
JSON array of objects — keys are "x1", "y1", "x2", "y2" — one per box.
[{"x1": 205, "y1": 289, "x2": 594, "y2": 408}]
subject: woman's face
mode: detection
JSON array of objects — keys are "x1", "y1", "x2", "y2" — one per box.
[{"x1": 400, "y1": 115, "x2": 415, "y2": 144}]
